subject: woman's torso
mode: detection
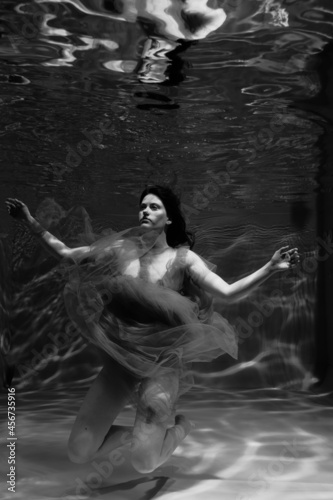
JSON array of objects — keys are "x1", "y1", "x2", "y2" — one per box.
[{"x1": 122, "y1": 247, "x2": 186, "y2": 291}]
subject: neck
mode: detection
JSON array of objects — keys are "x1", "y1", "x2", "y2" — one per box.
[{"x1": 151, "y1": 230, "x2": 169, "y2": 251}]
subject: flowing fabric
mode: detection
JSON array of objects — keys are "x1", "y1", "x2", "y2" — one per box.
[{"x1": 61, "y1": 225, "x2": 238, "y2": 396}]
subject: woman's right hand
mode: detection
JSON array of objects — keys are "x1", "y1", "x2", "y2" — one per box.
[{"x1": 5, "y1": 198, "x2": 32, "y2": 223}]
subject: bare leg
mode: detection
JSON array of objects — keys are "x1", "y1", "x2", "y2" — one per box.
[
  {"x1": 67, "y1": 358, "x2": 139, "y2": 463},
  {"x1": 130, "y1": 372, "x2": 194, "y2": 474}
]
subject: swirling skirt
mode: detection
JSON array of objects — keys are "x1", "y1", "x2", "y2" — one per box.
[{"x1": 63, "y1": 270, "x2": 238, "y2": 396}]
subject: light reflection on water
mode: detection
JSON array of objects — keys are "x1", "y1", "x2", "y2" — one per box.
[
  {"x1": 1, "y1": 0, "x2": 333, "y2": 498},
  {"x1": 1, "y1": 386, "x2": 333, "y2": 499}
]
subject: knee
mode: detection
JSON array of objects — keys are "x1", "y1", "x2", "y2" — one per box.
[
  {"x1": 67, "y1": 432, "x2": 96, "y2": 464},
  {"x1": 130, "y1": 425, "x2": 160, "y2": 474},
  {"x1": 131, "y1": 454, "x2": 158, "y2": 474}
]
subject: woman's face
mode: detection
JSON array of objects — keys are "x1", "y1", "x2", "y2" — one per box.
[{"x1": 139, "y1": 194, "x2": 170, "y2": 230}]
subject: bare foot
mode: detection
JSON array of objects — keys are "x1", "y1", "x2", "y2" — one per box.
[{"x1": 174, "y1": 414, "x2": 195, "y2": 440}]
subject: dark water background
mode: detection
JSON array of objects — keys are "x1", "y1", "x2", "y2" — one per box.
[{"x1": 1, "y1": 1, "x2": 333, "y2": 499}]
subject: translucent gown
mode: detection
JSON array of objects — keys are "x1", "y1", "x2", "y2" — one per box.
[{"x1": 61, "y1": 225, "x2": 238, "y2": 396}]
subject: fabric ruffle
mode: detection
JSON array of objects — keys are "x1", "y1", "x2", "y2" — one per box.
[{"x1": 61, "y1": 225, "x2": 238, "y2": 395}]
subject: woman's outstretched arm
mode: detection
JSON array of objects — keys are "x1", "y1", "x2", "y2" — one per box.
[
  {"x1": 185, "y1": 246, "x2": 300, "y2": 301},
  {"x1": 5, "y1": 198, "x2": 90, "y2": 261}
]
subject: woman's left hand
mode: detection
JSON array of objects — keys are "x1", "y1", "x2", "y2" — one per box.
[{"x1": 269, "y1": 246, "x2": 300, "y2": 271}]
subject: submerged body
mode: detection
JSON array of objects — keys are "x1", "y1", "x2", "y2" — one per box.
[
  {"x1": 5, "y1": 191, "x2": 299, "y2": 474},
  {"x1": 62, "y1": 223, "x2": 238, "y2": 388}
]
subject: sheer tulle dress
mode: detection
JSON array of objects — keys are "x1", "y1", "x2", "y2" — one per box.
[{"x1": 61, "y1": 225, "x2": 238, "y2": 396}]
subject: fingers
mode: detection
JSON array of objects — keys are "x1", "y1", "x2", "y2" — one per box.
[
  {"x1": 5, "y1": 198, "x2": 25, "y2": 217},
  {"x1": 5, "y1": 198, "x2": 22, "y2": 210},
  {"x1": 279, "y1": 246, "x2": 300, "y2": 252},
  {"x1": 287, "y1": 248, "x2": 300, "y2": 267},
  {"x1": 5, "y1": 200, "x2": 15, "y2": 215},
  {"x1": 280, "y1": 247, "x2": 299, "y2": 255},
  {"x1": 5, "y1": 198, "x2": 23, "y2": 206},
  {"x1": 288, "y1": 248, "x2": 300, "y2": 258},
  {"x1": 278, "y1": 245, "x2": 300, "y2": 268}
]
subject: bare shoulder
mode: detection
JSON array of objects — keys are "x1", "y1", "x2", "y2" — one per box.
[
  {"x1": 184, "y1": 249, "x2": 203, "y2": 263},
  {"x1": 183, "y1": 249, "x2": 208, "y2": 270},
  {"x1": 180, "y1": 249, "x2": 212, "y2": 286}
]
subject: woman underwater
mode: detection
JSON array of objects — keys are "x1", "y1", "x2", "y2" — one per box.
[{"x1": 5, "y1": 186, "x2": 299, "y2": 474}]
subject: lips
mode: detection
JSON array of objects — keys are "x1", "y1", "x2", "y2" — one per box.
[{"x1": 141, "y1": 218, "x2": 150, "y2": 222}]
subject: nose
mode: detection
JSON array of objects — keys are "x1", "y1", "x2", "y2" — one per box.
[{"x1": 141, "y1": 208, "x2": 150, "y2": 220}]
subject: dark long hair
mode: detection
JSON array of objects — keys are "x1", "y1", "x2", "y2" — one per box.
[{"x1": 139, "y1": 185, "x2": 195, "y2": 249}]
